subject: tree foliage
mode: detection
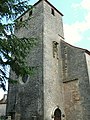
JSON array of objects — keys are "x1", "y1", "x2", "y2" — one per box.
[{"x1": 0, "y1": 0, "x2": 36, "y2": 90}]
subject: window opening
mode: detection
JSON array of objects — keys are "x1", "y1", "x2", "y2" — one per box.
[
  {"x1": 20, "y1": 17, "x2": 22, "y2": 22},
  {"x1": 22, "y1": 75, "x2": 28, "y2": 83},
  {"x1": 19, "y1": 75, "x2": 29, "y2": 84},
  {"x1": 54, "y1": 108, "x2": 61, "y2": 120},
  {"x1": 10, "y1": 112, "x2": 15, "y2": 120},
  {"x1": 32, "y1": 116, "x2": 37, "y2": 120},
  {"x1": 53, "y1": 41, "x2": 59, "y2": 59},
  {"x1": 64, "y1": 46, "x2": 68, "y2": 71},
  {"x1": 29, "y1": 10, "x2": 32, "y2": 16},
  {"x1": 51, "y1": 8, "x2": 55, "y2": 16}
]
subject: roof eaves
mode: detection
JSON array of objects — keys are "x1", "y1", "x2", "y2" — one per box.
[{"x1": 61, "y1": 40, "x2": 90, "y2": 56}]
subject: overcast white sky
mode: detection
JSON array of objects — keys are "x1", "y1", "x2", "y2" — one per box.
[{"x1": 0, "y1": 0, "x2": 90, "y2": 99}]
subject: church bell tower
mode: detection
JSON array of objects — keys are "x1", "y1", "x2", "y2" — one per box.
[{"x1": 6, "y1": 0, "x2": 65, "y2": 120}]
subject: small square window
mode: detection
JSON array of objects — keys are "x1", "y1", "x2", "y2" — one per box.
[{"x1": 51, "y1": 8, "x2": 55, "y2": 16}]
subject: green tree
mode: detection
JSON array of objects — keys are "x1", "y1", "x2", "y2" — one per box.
[{"x1": 0, "y1": 0, "x2": 35, "y2": 90}]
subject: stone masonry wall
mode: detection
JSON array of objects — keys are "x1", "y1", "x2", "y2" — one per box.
[
  {"x1": 85, "y1": 53, "x2": 90, "y2": 83},
  {"x1": 43, "y1": 1, "x2": 65, "y2": 120},
  {"x1": 6, "y1": 1, "x2": 44, "y2": 120},
  {"x1": 60, "y1": 40, "x2": 90, "y2": 120}
]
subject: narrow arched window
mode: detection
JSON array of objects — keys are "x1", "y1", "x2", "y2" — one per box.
[
  {"x1": 53, "y1": 41, "x2": 59, "y2": 59},
  {"x1": 54, "y1": 108, "x2": 61, "y2": 120},
  {"x1": 22, "y1": 75, "x2": 28, "y2": 83}
]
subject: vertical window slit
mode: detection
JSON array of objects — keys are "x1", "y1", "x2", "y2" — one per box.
[
  {"x1": 51, "y1": 8, "x2": 55, "y2": 16},
  {"x1": 53, "y1": 41, "x2": 59, "y2": 59},
  {"x1": 29, "y1": 10, "x2": 32, "y2": 16},
  {"x1": 20, "y1": 17, "x2": 22, "y2": 22}
]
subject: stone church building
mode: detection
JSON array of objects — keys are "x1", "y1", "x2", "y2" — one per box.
[{"x1": 6, "y1": 0, "x2": 90, "y2": 120}]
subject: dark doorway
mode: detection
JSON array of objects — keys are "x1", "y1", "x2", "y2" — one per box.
[{"x1": 54, "y1": 108, "x2": 61, "y2": 120}]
